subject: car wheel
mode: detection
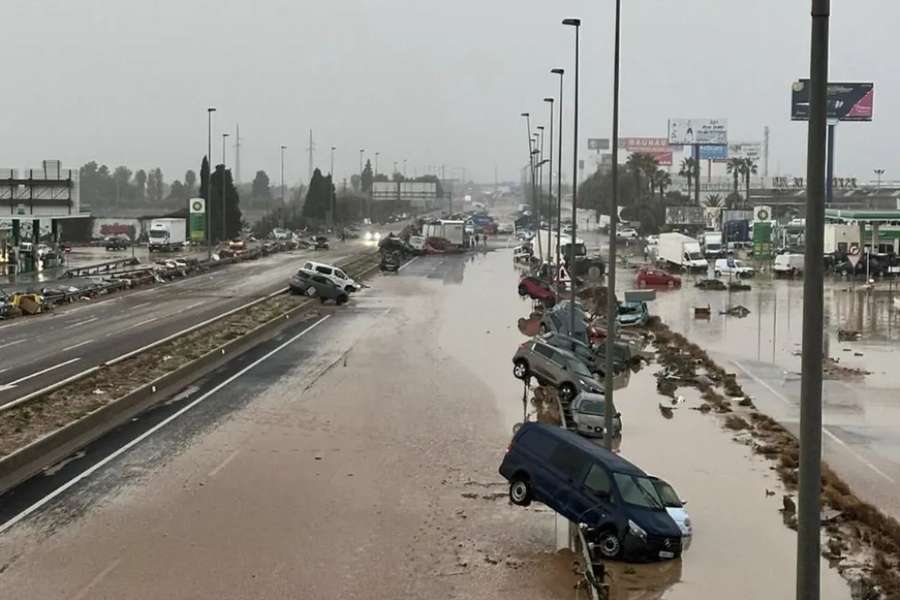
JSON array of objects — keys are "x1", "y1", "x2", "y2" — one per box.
[
  {"x1": 559, "y1": 383, "x2": 576, "y2": 403},
  {"x1": 336, "y1": 294, "x2": 348, "y2": 306},
  {"x1": 345, "y1": 285, "x2": 355, "y2": 293},
  {"x1": 637, "y1": 279, "x2": 647, "y2": 288},
  {"x1": 517, "y1": 284, "x2": 528, "y2": 297},
  {"x1": 587, "y1": 265, "x2": 602, "y2": 280},
  {"x1": 714, "y1": 270, "x2": 721, "y2": 278},
  {"x1": 667, "y1": 280, "x2": 675, "y2": 288},
  {"x1": 513, "y1": 359, "x2": 529, "y2": 380},
  {"x1": 594, "y1": 529, "x2": 623, "y2": 559},
  {"x1": 305, "y1": 286, "x2": 317, "y2": 297},
  {"x1": 509, "y1": 477, "x2": 532, "y2": 507}
]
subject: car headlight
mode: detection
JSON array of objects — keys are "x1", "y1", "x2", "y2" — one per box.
[
  {"x1": 628, "y1": 519, "x2": 647, "y2": 541},
  {"x1": 374, "y1": 232, "x2": 382, "y2": 241},
  {"x1": 364, "y1": 232, "x2": 373, "y2": 241},
  {"x1": 683, "y1": 518, "x2": 692, "y2": 530}
]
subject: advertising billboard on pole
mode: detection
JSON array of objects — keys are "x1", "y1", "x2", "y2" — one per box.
[
  {"x1": 791, "y1": 80, "x2": 873, "y2": 122},
  {"x1": 587, "y1": 138, "x2": 610, "y2": 151},
  {"x1": 619, "y1": 137, "x2": 673, "y2": 166},
  {"x1": 698, "y1": 145, "x2": 728, "y2": 160},
  {"x1": 667, "y1": 119, "x2": 728, "y2": 145},
  {"x1": 189, "y1": 197, "x2": 205, "y2": 242}
]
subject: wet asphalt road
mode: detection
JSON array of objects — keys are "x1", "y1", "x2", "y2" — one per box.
[{"x1": 0, "y1": 242, "x2": 372, "y2": 407}]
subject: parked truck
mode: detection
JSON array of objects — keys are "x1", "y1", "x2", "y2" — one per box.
[
  {"x1": 148, "y1": 218, "x2": 187, "y2": 252},
  {"x1": 657, "y1": 232, "x2": 707, "y2": 272},
  {"x1": 701, "y1": 231, "x2": 724, "y2": 258}
]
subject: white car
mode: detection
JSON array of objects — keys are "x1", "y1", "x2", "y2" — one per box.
[
  {"x1": 617, "y1": 227, "x2": 639, "y2": 240},
  {"x1": 301, "y1": 261, "x2": 361, "y2": 292},
  {"x1": 714, "y1": 257, "x2": 754, "y2": 278},
  {"x1": 651, "y1": 476, "x2": 692, "y2": 552},
  {"x1": 773, "y1": 253, "x2": 804, "y2": 277}
]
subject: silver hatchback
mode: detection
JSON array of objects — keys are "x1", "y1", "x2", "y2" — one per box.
[{"x1": 512, "y1": 339, "x2": 604, "y2": 402}]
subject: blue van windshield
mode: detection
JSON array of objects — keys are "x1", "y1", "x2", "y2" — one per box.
[{"x1": 613, "y1": 473, "x2": 665, "y2": 511}]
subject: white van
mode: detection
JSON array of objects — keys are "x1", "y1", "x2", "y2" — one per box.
[
  {"x1": 714, "y1": 258, "x2": 755, "y2": 278},
  {"x1": 301, "y1": 261, "x2": 361, "y2": 292},
  {"x1": 773, "y1": 253, "x2": 804, "y2": 277}
]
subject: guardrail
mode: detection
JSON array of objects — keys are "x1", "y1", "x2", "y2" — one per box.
[
  {"x1": 0, "y1": 252, "x2": 382, "y2": 496},
  {"x1": 63, "y1": 257, "x2": 140, "y2": 278}
]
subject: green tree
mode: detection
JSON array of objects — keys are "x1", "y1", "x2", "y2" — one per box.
[
  {"x1": 167, "y1": 180, "x2": 187, "y2": 205},
  {"x1": 184, "y1": 169, "x2": 197, "y2": 195},
  {"x1": 704, "y1": 193, "x2": 723, "y2": 208},
  {"x1": 678, "y1": 158, "x2": 698, "y2": 200},
  {"x1": 199, "y1": 157, "x2": 210, "y2": 203},
  {"x1": 726, "y1": 158, "x2": 742, "y2": 202},
  {"x1": 360, "y1": 159, "x2": 374, "y2": 194},
  {"x1": 302, "y1": 168, "x2": 334, "y2": 220},
  {"x1": 112, "y1": 166, "x2": 132, "y2": 205},
  {"x1": 134, "y1": 169, "x2": 147, "y2": 201},
  {"x1": 251, "y1": 170, "x2": 272, "y2": 203},
  {"x1": 208, "y1": 165, "x2": 242, "y2": 242},
  {"x1": 146, "y1": 168, "x2": 164, "y2": 203},
  {"x1": 739, "y1": 159, "x2": 758, "y2": 208},
  {"x1": 651, "y1": 169, "x2": 671, "y2": 199}
]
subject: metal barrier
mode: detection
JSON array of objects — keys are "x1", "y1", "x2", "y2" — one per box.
[{"x1": 63, "y1": 257, "x2": 140, "y2": 278}]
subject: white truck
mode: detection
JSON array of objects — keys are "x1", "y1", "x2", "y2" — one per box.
[
  {"x1": 148, "y1": 218, "x2": 187, "y2": 252},
  {"x1": 657, "y1": 232, "x2": 707, "y2": 272},
  {"x1": 701, "y1": 231, "x2": 724, "y2": 258}
]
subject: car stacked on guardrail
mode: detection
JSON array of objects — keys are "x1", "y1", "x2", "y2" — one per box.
[{"x1": 504, "y1": 262, "x2": 692, "y2": 565}]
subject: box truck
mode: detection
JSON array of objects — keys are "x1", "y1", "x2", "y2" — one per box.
[
  {"x1": 148, "y1": 218, "x2": 187, "y2": 252},
  {"x1": 657, "y1": 232, "x2": 707, "y2": 272}
]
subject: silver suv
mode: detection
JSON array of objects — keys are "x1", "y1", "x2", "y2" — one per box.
[
  {"x1": 570, "y1": 392, "x2": 622, "y2": 438},
  {"x1": 512, "y1": 339, "x2": 604, "y2": 402}
]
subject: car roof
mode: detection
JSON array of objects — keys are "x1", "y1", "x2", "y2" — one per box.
[
  {"x1": 520, "y1": 422, "x2": 644, "y2": 475},
  {"x1": 534, "y1": 339, "x2": 579, "y2": 360},
  {"x1": 304, "y1": 261, "x2": 337, "y2": 270}
]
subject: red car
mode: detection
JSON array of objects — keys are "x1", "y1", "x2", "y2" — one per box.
[
  {"x1": 518, "y1": 276, "x2": 557, "y2": 306},
  {"x1": 636, "y1": 267, "x2": 681, "y2": 288}
]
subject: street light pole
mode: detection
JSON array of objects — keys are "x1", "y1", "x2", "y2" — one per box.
[
  {"x1": 563, "y1": 18, "x2": 581, "y2": 339},
  {"x1": 206, "y1": 106, "x2": 216, "y2": 260},
  {"x1": 874, "y1": 168, "x2": 884, "y2": 189},
  {"x1": 544, "y1": 97, "x2": 555, "y2": 273},
  {"x1": 330, "y1": 146, "x2": 336, "y2": 176},
  {"x1": 359, "y1": 149, "x2": 365, "y2": 176},
  {"x1": 797, "y1": 1, "x2": 829, "y2": 598},
  {"x1": 375, "y1": 152, "x2": 380, "y2": 177},
  {"x1": 221, "y1": 132, "x2": 230, "y2": 242},
  {"x1": 522, "y1": 113, "x2": 542, "y2": 263},
  {"x1": 604, "y1": 0, "x2": 622, "y2": 452},
  {"x1": 280, "y1": 144, "x2": 287, "y2": 210},
  {"x1": 537, "y1": 125, "x2": 545, "y2": 260},
  {"x1": 552, "y1": 69, "x2": 565, "y2": 282}
]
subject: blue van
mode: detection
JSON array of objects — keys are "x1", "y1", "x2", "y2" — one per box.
[{"x1": 499, "y1": 422, "x2": 683, "y2": 561}]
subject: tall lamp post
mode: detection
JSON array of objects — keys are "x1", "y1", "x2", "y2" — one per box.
[
  {"x1": 874, "y1": 168, "x2": 885, "y2": 189},
  {"x1": 537, "y1": 125, "x2": 545, "y2": 260},
  {"x1": 375, "y1": 152, "x2": 380, "y2": 177},
  {"x1": 221, "y1": 132, "x2": 230, "y2": 242},
  {"x1": 544, "y1": 97, "x2": 555, "y2": 275},
  {"x1": 551, "y1": 69, "x2": 565, "y2": 280},
  {"x1": 522, "y1": 112, "x2": 542, "y2": 263},
  {"x1": 280, "y1": 144, "x2": 287, "y2": 208},
  {"x1": 359, "y1": 149, "x2": 365, "y2": 176},
  {"x1": 562, "y1": 17, "x2": 581, "y2": 340},
  {"x1": 330, "y1": 146, "x2": 336, "y2": 176},
  {"x1": 603, "y1": 0, "x2": 623, "y2": 452},
  {"x1": 797, "y1": 1, "x2": 830, "y2": 598},
  {"x1": 206, "y1": 106, "x2": 216, "y2": 260}
]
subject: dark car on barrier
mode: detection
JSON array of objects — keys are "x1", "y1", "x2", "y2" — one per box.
[
  {"x1": 499, "y1": 422, "x2": 683, "y2": 562},
  {"x1": 289, "y1": 270, "x2": 348, "y2": 305}
]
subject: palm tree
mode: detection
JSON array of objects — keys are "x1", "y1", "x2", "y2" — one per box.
[
  {"x1": 726, "y1": 158, "x2": 742, "y2": 201},
  {"x1": 678, "y1": 158, "x2": 697, "y2": 199},
  {"x1": 651, "y1": 169, "x2": 671, "y2": 199},
  {"x1": 625, "y1": 153, "x2": 644, "y2": 198},
  {"x1": 739, "y1": 159, "x2": 758, "y2": 208},
  {"x1": 704, "y1": 193, "x2": 723, "y2": 208},
  {"x1": 639, "y1": 154, "x2": 659, "y2": 191}
]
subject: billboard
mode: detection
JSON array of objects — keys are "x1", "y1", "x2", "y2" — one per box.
[
  {"x1": 665, "y1": 206, "x2": 706, "y2": 226},
  {"x1": 620, "y1": 137, "x2": 673, "y2": 166},
  {"x1": 189, "y1": 197, "x2": 205, "y2": 242},
  {"x1": 698, "y1": 145, "x2": 728, "y2": 160},
  {"x1": 587, "y1": 138, "x2": 610, "y2": 151},
  {"x1": 724, "y1": 142, "x2": 762, "y2": 163},
  {"x1": 791, "y1": 80, "x2": 873, "y2": 122},
  {"x1": 668, "y1": 119, "x2": 728, "y2": 145}
]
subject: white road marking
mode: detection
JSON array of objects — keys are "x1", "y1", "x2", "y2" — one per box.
[
  {"x1": 131, "y1": 302, "x2": 152, "y2": 309},
  {"x1": 731, "y1": 359, "x2": 896, "y2": 484},
  {"x1": 0, "y1": 339, "x2": 25, "y2": 350},
  {"x1": 70, "y1": 558, "x2": 123, "y2": 600},
  {"x1": 0, "y1": 314, "x2": 331, "y2": 535},
  {"x1": 207, "y1": 449, "x2": 241, "y2": 478},
  {"x1": 122, "y1": 316, "x2": 159, "y2": 331},
  {"x1": 398, "y1": 256, "x2": 420, "y2": 271},
  {"x1": 0, "y1": 358, "x2": 82, "y2": 391},
  {"x1": 182, "y1": 301, "x2": 204, "y2": 311},
  {"x1": 62, "y1": 339, "x2": 94, "y2": 352},
  {"x1": 65, "y1": 316, "x2": 99, "y2": 329}
]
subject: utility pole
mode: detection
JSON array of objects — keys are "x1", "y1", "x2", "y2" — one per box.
[
  {"x1": 206, "y1": 106, "x2": 216, "y2": 260},
  {"x1": 307, "y1": 129, "x2": 315, "y2": 184},
  {"x1": 234, "y1": 123, "x2": 242, "y2": 185},
  {"x1": 764, "y1": 125, "x2": 770, "y2": 178},
  {"x1": 797, "y1": 1, "x2": 829, "y2": 598},
  {"x1": 222, "y1": 132, "x2": 230, "y2": 241}
]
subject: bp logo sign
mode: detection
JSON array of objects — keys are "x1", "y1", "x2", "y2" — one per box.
[
  {"x1": 192, "y1": 200, "x2": 203, "y2": 212},
  {"x1": 755, "y1": 207, "x2": 771, "y2": 221},
  {"x1": 190, "y1": 198, "x2": 205, "y2": 214}
]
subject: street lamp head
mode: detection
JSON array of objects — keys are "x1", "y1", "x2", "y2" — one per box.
[
  {"x1": 521, "y1": 112, "x2": 529, "y2": 117},
  {"x1": 543, "y1": 97, "x2": 554, "y2": 103},
  {"x1": 281, "y1": 145, "x2": 287, "y2": 150},
  {"x1": 207, "y1": 107, "x2": 216, "y2": 113},
  {"x1": 223, "y1": 133, "x2": 230, "y2": 138},
  {"x1": 562, "y1": 18, "x2": 581, "y2": 27},
  {"x1": 551, "y1": 68, "x2": 564, "y2": 75}
]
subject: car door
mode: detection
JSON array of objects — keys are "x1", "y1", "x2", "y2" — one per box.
[
  {"x1": 545, "y1": 445, "x2": 590, "y2": 521},
  {"x1": 531, "y1": 342, "x2": 556, "y2": 382},
  {"x1": 568, "y1": 462, "x2": 616, "y2": 527}
]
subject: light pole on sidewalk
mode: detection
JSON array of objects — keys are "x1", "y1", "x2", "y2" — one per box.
[
  {"x1": 797, "y1": 1, "x2": 830, "y2": 598},
  {"x1": 551, "y1": 68, "x2": 564, "y2": 280},
  {"x1": 206, "y1": 106, "x2": 216, "y2": 260},
  {"x1": 562, "y1": 17, "x2": 581, "y2": 340},
  {"x1": 221, "y1": 133, "x2": 230, "y2": 241},
  {"x1": 544, "y1": 97, "x2": 555, "y2": 272}
]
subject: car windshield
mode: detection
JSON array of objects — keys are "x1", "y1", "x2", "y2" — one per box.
[
  {"x1": 578, "y1": 399, "x2": 606, "y2": 416},
  {"x1": 687, "y1": 252, "x2": 704, "y2": 261},
  {"x1": 651, "y1": 479, "x2": 683, "y2": 508},
  {"x1": 149, "y1": 231, "x2": 166, "y2": 238},
  {"x1": 568, "y1": 358, "x2": 592, "y2": 377},
  {"x1": 618, "y1": 304, "x2": 640, "y2": 315},
  {"x1": 613, "y1": 473, "x2": 666, "y2": 511}
]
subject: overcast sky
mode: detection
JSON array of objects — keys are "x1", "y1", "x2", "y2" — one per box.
[{"x1": 1, "y1": 0, "x2": 894, "y2": 187}]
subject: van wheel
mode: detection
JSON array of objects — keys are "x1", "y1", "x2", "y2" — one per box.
[
  {"x1": 559, "y1": 383, "x2": 576, "y2": 403},
  {"x1": 513, "y1": 360, "x2": 529, "y2": 380},
  {"x1": 336, "y1": 295, "x2": 348, "y2": 306},
  {"x1": 509, "y1": 477, "x2": 532, "y2": 506},
  {"x1": 637, "y1": 279, "x2": 646, "y2": 288},
  {"x1": 595, "y1": 530, "x2": 623, "y2": 559}
]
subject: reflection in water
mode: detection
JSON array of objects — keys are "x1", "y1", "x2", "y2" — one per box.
[{"x1": 602, "y1": 558, "x2": 683, "y2": 600}]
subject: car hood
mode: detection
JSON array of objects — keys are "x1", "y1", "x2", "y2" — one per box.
[{"x1": 628, "y1": 506, "x2": 682, "y2": 537}]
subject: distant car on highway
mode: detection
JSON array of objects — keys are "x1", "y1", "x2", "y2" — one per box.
[
  {"x1": 104, "y1": 237, "x2": 130, "y2": 251},
  {"x1": 289, "y1": 270, "x2": 349, "y2": 305},
  {"x1": 635, "y1": 267, "x2": 681, "y2": 288},
  {"x1": 512, "y1": 338, "x2": 604, "y2": 401},
  {"x1": 301, "y1": 260, "x2": 361, "y2": 292},
  {"x1": 617, "y1": 226, "x2": 639, "y2": 240}
]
